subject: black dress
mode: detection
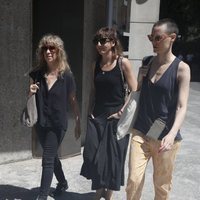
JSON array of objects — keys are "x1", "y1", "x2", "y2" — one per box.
[{"x1": 80, "y1": 59, "x2": 129, "y2": 191}]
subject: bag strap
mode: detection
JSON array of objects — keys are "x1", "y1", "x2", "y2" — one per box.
[
  {"x1": 118, "y1": 56, "x2": 125, "y2": 85},
  {"x1": 118, "y1": 56, "x2": 129, "y2": 90},
  {"x1": 141, "y1": 56, "x2": 154, "y2": 80},
  {"x1": 30, "y1": 69, "x2": 40, "y2": 84},
  {"x1": 142, "y1": 55, "x2": 154, "y2": 67},
  {"x1": 35, "y1": 71, "x2": 39, "y2": 84},
  {"x1": 137, "y1": 56, "x2": 154, "y2": 91},
  {"x1": 120, "y1": 55, "x2": 154, "y2": 83},
  {"x1": 118, "y1": 56, "x2": 129, "y2": 100}
]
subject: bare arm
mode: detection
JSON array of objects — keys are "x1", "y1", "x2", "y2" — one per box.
[
  {"x1": 69, "y1": 93, "x2": 81, "y2": 140},
  {"x1": 159, "y1": 61, "x2": 190, "y2": 152},
  {"x1": 119, "y1": 57, "x2": 138, "y2": 111},
  {"x1": 122, "y1": 57, "x2": 138, "y2": 92},
  {"x1": 169, "y1": 61, "x2": 190, "y2": 135}
]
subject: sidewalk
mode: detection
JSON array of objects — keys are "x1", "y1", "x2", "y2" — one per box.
[{"x1": 0, "y1": 83, "x2": 200, "y2": 200}]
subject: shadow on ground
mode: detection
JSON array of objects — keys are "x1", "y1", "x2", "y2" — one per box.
[
  {"x1": 0, "y1": 185, "x2": 95, "y2": 200},
  {"x1": 52, "y1": 191, "x2": 95, "y2": 200},
  {"x1": 0, "y1": 185, "x2": 38, "y2": 200},
  {"x1": 190, "y1": 82, "x2": 200, "y2": 92}
]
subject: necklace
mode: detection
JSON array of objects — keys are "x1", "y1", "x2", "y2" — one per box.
[{"x1": 100, "y1": 59, "x2": 116, "y2": 74}]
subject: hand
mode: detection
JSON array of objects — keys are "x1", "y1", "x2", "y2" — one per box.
[
  {"x1": 158, "y1": 133, "x2": 175, "y2": 153},
  {"x1": 30, "y1": 82, "x2": 39, "y2": 94},
  {"x1": 107, "y1": 111, "x2": 121, "y2": 119},
  {"x1": 90, "y1": 114, "x2": 95, "y2": 119},
  {"x1": 74, "y1": 120, "x2": 81, "y2": 140}
]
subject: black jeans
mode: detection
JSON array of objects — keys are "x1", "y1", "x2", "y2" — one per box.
[{"x1": 35, "y1": 125, "x2": 66, "y2": 198}]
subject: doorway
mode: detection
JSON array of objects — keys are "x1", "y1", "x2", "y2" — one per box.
[{"x1": 32, "y1": 0, "x2": 84, "y2": 157}]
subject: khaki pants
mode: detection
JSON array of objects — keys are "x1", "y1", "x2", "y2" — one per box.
[{"x1": 126, "y1": 129, "x2": 181, "y2": 200}]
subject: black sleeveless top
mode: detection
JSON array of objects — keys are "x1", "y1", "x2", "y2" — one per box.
[
  {"x1": 134, "y1": 57, "x2": 182, "y2": 140},
  {"x1": 93, "y1": 59, "x2": 124, "y2": 115}
]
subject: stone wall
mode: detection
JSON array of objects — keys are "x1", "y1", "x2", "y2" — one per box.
[
  {"x1": 128, "y1": 0, "x2": 160, "y2": 74},
  {"x1": 0, "y1": 0, "x2": 32, "y2": 164}
]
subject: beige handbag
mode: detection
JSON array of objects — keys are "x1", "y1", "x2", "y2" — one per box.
[
  {"x1": 116, "y1": 56, "x2": 154, "y2": 140},
  {"x1": 21, "y1": 94, "x2": 38, "y2": 127},
  {"x1": 116, "y1": 91, "x2": 140, "y2": 140}
]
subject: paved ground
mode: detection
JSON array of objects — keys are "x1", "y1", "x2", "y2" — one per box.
[{"x1": 0, "y1": 82, "x2": 200, "y2": 200}]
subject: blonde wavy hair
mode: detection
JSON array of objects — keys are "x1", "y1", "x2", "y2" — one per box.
[{"x1": 36, "y1": 34, "x2": 70, "y2": 75}]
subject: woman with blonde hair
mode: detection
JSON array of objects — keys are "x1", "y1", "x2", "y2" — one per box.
[
  {"x1": 80, "y1": 27, "x2": 137, "y2": 200},
  {"x1": 29, "y1": 34, "x2": 81, "y2": 200}
]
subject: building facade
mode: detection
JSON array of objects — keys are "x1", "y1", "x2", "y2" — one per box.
[{"x1": 0, "y1": 0, "x2": 160, "y2": 164}]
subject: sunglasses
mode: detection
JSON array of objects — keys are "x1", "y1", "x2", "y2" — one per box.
[
  {"x1": 147, "y1": 34, "x2": 170, "y2": 43},
  {"x1": 41, "y1": 45, "x2": 56, "y2": 52},
  {"x1": 93, "y1": 38, "x2": 111, "y2": 45}
]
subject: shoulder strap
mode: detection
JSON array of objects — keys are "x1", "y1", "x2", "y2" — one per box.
[
  {"x1": 118, "y1": 56, "x2": 125, "y2": 85},
  {"x1": 29, "y1": 69, "x2": 40, "y2": 84},
  {"x1": 142, "y1": 55, "x2": 154, "y2": 67},
  {"x1": 142, "y1": 56, "x2": 154, "y2": 78},
  {"x1": 35, "y1": 70, "x2": 41, "y2": 83},
  {"x1": 118, "y1": 56, "x2": 130, "y2": 100}
]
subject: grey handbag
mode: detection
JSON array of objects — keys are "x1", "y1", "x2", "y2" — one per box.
[
  {"x1": 21, "y1": 94, "x2": 38, "y2": 127},
  {"x1": 146, "y1": 118, "x2": 166, "y2": 140}
]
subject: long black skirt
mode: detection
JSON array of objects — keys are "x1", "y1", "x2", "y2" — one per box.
[{"x1": 80, "y1": 106, "x2": 129, "y2": 191}]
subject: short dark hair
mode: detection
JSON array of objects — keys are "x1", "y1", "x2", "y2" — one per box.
[{"x1": 153, "y1": 18, "x2": 179, "y2": 35}]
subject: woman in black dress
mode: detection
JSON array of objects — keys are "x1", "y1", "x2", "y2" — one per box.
[
  {"x1": 29, "y1": 34, "x2": 81, "y2": 200},
  {"x1": 80, "y1": 27, "x2": 137, "y2": 200}
]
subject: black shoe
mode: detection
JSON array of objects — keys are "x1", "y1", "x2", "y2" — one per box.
[{"x1": 50, "y1": 180, "x2": 68, "y2": 197}]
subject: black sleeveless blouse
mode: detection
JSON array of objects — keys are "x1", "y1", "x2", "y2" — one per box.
[
  {"x1": 93, "y1": 59, "x2": 124, "y2": 115},
  {"x1": 134, "y1": 57, "x2": 182, "y2": 140}
]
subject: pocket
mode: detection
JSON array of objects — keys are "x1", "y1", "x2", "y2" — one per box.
[
  {"x1": 172, "y1": 141, "x2": 181, "y2": 150},
  {"x1": 132, "y1": 129, "x2": 145, "y2": 143}
]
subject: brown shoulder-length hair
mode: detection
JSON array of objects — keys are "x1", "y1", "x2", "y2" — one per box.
[
  {"x1": 35, "y1": 34, "x2": 70, "y2": 75},
  {"x1": 93, "y1": 27, "x2": 123, "y2": 60}
]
